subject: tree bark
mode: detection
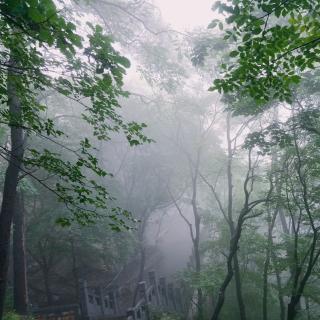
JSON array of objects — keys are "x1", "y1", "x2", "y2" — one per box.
[
  {"x1": 226, "y1": 112, "x2": 246, "y2": 320},
  {"x1": 70, "y1": 238, "x2": 80, "y2": 302},
  {"x1": 194, "y1": 240, "x2": 203, "y2": 319},
  {"x1": 285, "y1": 132, "x2": 320, "y2": 320},
  {"x1": 269, "y1": 148, "x2": 286, "y2": 320},
  {"x1": 306, "y1": 297, "x2": 311, "y2": 320},
  {"x1": 210, "y1": 146, "x2": 271, "y2": 320},
  {"x1": 191, "y1": 150, "x2": 203, "y2": 320},
  {"x1": 0, "y1": 57, "x2": 25, "y2": 318},
  {"x1": 132, "y1": 216, "x2": 147, "y2": 307},
  {"x1": 132, "y1": 246, "x2": 146, "y2": 307},
  {"x1": 13, "y1": 192, "x2": 28, "y2": 314},
  {"x1": 286, "y1": 246, "x2": 320, "y2": 320},
  {"x1": 233, "y1": 253, "x2": 246, "y2": 320},
  {"x1": 43, "y1": 267, "x2": 53, "y2": 305},
  {"x1": 262, "y1": 210, "x2": 277, "y2": 320},
  {"x1": 211, "y1": 224, "x2": 242, "y2": 320},
  {"x1": 271, "y1": 250, "x2": 285, "y2": 320}
]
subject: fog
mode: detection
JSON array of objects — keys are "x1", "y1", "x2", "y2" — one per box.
[
  {"x1": 1, "y1": 1, "x2": 320, "y2": 320},
  {"x1": 154, "y1": 0, "x2": 214, "y2": 30}
]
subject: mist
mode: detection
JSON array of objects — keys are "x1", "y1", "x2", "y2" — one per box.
[{"x1": 0, "y1": 1, "x2": 320, "y2": 320}]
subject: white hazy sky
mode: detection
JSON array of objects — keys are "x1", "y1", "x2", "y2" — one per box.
[{"x1": 154, "y1": 0, "x2": 215, "y2": 30}]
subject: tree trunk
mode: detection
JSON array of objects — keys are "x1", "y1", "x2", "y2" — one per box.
[
  {"x1": 194, "y1": 233, "x2": 203, "y2": 320},
  {"x1": 306, "y1": 297, "x2": 311, "y2": 320},
  {"x1": 287, "y1": 297, "x2": 299, "y2": 320},
  {"x1": 43, "y1": 267, "x2": 53, "y2": 305},
  {"x1": 226, "y1": 112, "x2": 246, "y2": 320},
  {"x1": 132, "y1": 246, "x2": 146, "y2": 306},
  {"x1": 132, "y1": 211, "x2": 148, "y2": 307},
  {"x1": 269, "y1": 140, "x2": 286, "y2": 320},
  {"x1": 233, "y1": 253, "x2": 246, "y2": 320},
  {"x1": 286, "y1": 250, "x2": 319, "y2": 320},
  {"x1": 0, "y1": 57, "x2": 25, "y2": 318},
  {"x1": 210, "y1": 147, "x2": 269, "y2": 320},
  {"x1": 262, "y1": 242, "x2": 270, "y2": 320},
  {"x1": 70, "y1": 239, "x2": 80, "y2": 302},
  {"x1": 286, "y1": 132, "x2": 320, "y2": 320},
  {"x1": 262, "y1": 210, "x2": 277, "y2": 320},
  {"x1": 211, "y1": 224, "x2": 243, "y2": 320},
  {"x1": 13, "y1": 192, "x2": 28, "y2": 314},
  {"x1": 272, "y1": 251, "x2": 285, "y2": 320},
  {"x1": 191, "y1": 149, "x2": 203, "y2": 320}
]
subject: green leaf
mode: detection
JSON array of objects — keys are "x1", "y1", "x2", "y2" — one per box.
[
  {"x1": 243, "y1": 33, "x2": 251, "y2": 42},
  {"x1": 28, "y1": 7, "x2": 43, "y2": 23},
  {"x1": 229, "y1": 50, "x2": 239, "y2": 57},
  {"x1": 56, "y1": 217, "x2": 71, "y2": 227}
]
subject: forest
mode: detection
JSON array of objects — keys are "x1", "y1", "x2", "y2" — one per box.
[{"x1": 1, "y1": 0, "x2": 320, "y2": 320}]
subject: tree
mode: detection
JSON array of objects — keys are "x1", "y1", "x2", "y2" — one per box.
[
  {"x1": 169, "y1": 147, "x2": 204, "y2": 320},
  {"x1": 206, "y1": 1, "x2": 320, "y2": 318},
  {"x1": 25, "y1": 182, "x2": 135, "y2": 306},
  {"x1": 210, "y1": 0, "x2": 320, "y2": 107},
  {"x1": 245, "y1": 108, "x2": 320, "y2": 320},
  {"x1": 13, "y1": 192, "x2": 28, "y2": 314},
  {"x1": 208, "y1": 142, "x2": 273, "y2": 319},
  {"x1": 167, "y1": 98, "x2": 223, "y2": 320},
  {"x1": 0, "y1": 1, "x2": 149, "y2": 316}
]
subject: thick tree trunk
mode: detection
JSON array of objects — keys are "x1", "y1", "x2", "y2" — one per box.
[
  {"x1": 0, "y1": 58, "x2": 25, "y2": 318},
  {"x1": 13, "y1": 192, "x2": 28, "y2": 314}
]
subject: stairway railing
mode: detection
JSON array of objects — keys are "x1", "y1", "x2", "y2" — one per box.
[{"x1": 80, "y1": 271, "x2": 187, "y2": 320}]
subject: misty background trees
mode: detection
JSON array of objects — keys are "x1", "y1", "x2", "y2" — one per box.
[{"x1": 1, "y1": 1, "x2": 320, "y2": 320}]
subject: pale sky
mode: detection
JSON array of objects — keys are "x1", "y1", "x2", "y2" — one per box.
[{"x1": 154, "y1": 0, "x2": 215, "y2": 30}]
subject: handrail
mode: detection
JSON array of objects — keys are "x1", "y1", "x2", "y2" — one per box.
[
  {"x1": 133, "y1": 298, "x2": 144, "y2": 311},
  {"x1": 145, "y1": 285, "x2": 153, "y2": 296},
  {"x1": 80, "y1": 272, "x2": 188, "y2": 320}
]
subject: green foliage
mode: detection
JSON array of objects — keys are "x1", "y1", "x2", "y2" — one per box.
[
  {"x1": 3, "y1": 313, "x2": 34, "y2": 320},
  {"x1": 150, "y1": 307, "x2": 182, "y2": 320},
  {"x1": 244, "y1": 122, "x2": 293, "y2": 154},
  {"x1": 191, "y1": 35, "x2": 228, "y2": 67},
  {"x1": 3, "y1": 286, "x2": 13, "y2": 314},
  {"x1": 25, "y1": 185, "x2": 136, "y2": 305},
  {"x1": 210, "y1": 0, "x2": 320, "y2": 109},
  {"x1": 3, "y1": 312, "x2": 20, "y2": 320},
  {"x1": 0, "y1": 0, "x2": 151, "y2": 227}
]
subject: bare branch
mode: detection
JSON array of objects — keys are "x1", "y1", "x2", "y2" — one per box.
[
  {"x1": 199, "y1": 171, "x2": 229, "y2": 224},
  {"x1": 167, "y1": 186, "x2": 195, "y2": 243}
]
